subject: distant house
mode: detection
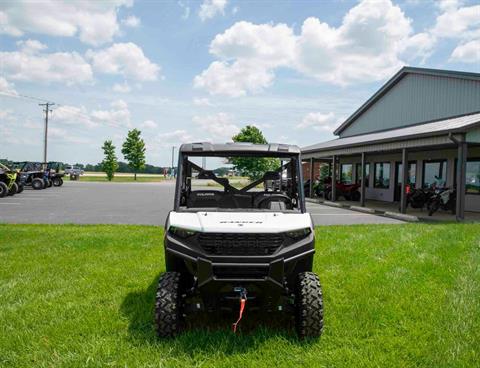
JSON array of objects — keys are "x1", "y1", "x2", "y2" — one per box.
[{"x1": 302, "y1": 67, "x2": 480, "y2": 220}]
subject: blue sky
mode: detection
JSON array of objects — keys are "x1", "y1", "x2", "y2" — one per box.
[{"x1": 1, "y1": 0, "x2": 479, "y2": 166}]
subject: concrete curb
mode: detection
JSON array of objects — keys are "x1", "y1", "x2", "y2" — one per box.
[
  {"x1": 307, "y1": 197, "x2": 421, "y2": 222},
  {"x1": 350, "y1": 205, "x2": 376, "y2": 214},
  {"x1": 384, "y1": 211, "x2": 419, "y2": 222}
]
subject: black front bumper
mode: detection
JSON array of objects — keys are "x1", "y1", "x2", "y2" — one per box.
[{"x1": 164, "y1": 232, "x2": 315, "y2": 295}]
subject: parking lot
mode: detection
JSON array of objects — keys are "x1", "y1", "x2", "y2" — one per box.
[{"x1": 0, "y1": 181, "x2": 404, "y2": 225}]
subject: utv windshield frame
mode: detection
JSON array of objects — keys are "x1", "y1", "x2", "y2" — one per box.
[{"x1": 173, "y1": 144, "x2": 306, "y2": 213}]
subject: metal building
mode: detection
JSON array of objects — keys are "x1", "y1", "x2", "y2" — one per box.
[{"x1": 302, "y1": 67, "x2": 480, "y2": 220}]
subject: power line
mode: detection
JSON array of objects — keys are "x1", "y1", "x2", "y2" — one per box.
[{"x1": 0, "y1": 90, "x2": 50, "y2": 103}]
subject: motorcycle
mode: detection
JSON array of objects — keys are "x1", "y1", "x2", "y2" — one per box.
[
  {"x1": 428, "y1": 188, "x2": 456, "y2": 216},
  {"x1": 404, "y1": 184, "x2": 434, "y2": 210}
]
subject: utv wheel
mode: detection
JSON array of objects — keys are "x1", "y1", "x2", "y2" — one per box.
[
  {"x1": 8, "y1": 182, "x2": 18, "y2": 196},
  {"x1": 16, "y1": 184, "x2": 24, "y2": 194},
  {"x1": 32, "y1": 178, "x2": 44, "y2": 190},
  {"x1": 53, "y1": 177, "x2": 63, "y2": 187},
  {"x1": 350, "y1": 191, "x2": 361, "y2": 201},
  {"x1": 295, "y1": 272, "x2": 324, "y2": 339},
  {"x1": 155, "y1": 272, "x2": 185, "y2": 338},
  {"x1": 0, "y1": 182, "x2": 8, "y2": 198}
]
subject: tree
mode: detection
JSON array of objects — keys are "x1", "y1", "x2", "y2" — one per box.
[
  {"x1": 101, "y1": 140, "x2": 118, "y2": 181},
  {"x1": 230, "y1": 125, "x2": 279, "y2": 180},
  {"x1": 121, "y1": 129, "x2": 146, "y2": 180}
]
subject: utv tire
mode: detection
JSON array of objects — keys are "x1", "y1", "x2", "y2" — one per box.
[
  {"x1": 295, "y1": 272, "x2": 324, "y2": 339},
  {"x1": 8, "y1": 182, "x2": 18, "y2": 196},
  {"x1": 53, "y1": 177, "x2": 63, "y2": 187},
  {"x1": 350, "y1": 191, "x2": 361, "y2": 201},
  {"x1": 32, "y1": 178, "x2": 44, "y2": 190},
  {"x1": 155, "y1": 272, "x2": 185, "y2": 338},
  {"x1": 16, "y1": 184, "x2": 24, "y2": 194},
  {"x1": 0, "y1": 182, "x2": 8, "y2": 197}
]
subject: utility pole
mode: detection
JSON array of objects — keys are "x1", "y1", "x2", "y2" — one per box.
[
  {"x1": 39, "y1": 102, "x2": 54, "y2": 164},
  {"x1": 171, "y1": 146, "x2": 175, "y2": 176}
]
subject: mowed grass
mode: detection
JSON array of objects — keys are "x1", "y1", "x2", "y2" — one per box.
[{"x1": 0, "y1": 224, "x2": 479, "y2": 367}]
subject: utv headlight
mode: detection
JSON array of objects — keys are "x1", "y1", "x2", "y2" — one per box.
[
  {"x1": 168, "y1": 226, "x2": 197, "y2": 239},
  {"x1": 285, "y1": 228, "x2": 312, "y2": 241}
]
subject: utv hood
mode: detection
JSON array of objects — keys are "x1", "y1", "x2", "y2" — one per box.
[{"x1": 167, "y1": 211, "x2": 313, "y2": 233}]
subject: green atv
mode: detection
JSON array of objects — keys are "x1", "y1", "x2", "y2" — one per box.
[{"x1": 0, "y1": 163, "x2": 24, "y2": 197}]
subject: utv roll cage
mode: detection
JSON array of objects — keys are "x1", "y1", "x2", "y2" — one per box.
[{"x1": 174, "y1": 142, "x2": 306, "y2": 212}]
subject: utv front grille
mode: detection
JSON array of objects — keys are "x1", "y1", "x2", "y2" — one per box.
[{"x1": 198, "y1": 232, "x2": 284, "y2": 256}]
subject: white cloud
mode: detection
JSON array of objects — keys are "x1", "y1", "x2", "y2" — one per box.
[
  {"x1": 112, "y1": 82, "x2": 131, "y2": 93},
  {"x1": 194, "y1": 21, "x2": 295, "y2": 96},
  {"x1": 54, "y1": 105, "x2": 97, "y2": 128},
  {"x1": 199, "y1": 0, "x2": 227, "y2": 21},
  {"x1": 122, "y1": 15, "x2": 140, "y2": 28},
  {"x1": 194, "y1": 0, "x2": 434, "y2": 96},
  {"x1": 192, "y1": 112, "x2": 240, "y2": 140},
  {"x1": 193, "y1": 97, "x2": 213, "y2": 106},
  {"x1": 86, "y1": 42, "x2": 161, "y2": 82},
  {"x1": 296, "y1": 112, "x2": 339, "y2": 132},
  {"x1": 141, "y1": 120, "x2": 158, "y2": 129},
  {"x1": 156, "y1": 129, "x2": 193, "y2": 148},
  {"x1": 0, "y1": 41, "x2": 93, "y2": 85},
  {"x1": 450, "y1": 39, "x2": 480, "y2": 63},
  {"x1": 0, "y1": 0, "x2": 132, "y2": 46},
  {"x1": 178, "y1": 1, "x2": 191, "y2": 20},
  {"x1": 91, "y1": 99, "x2": 132, "y2": 128},
  {"x1": 0, "y1": 77, "x2": 17, "y2": 96},
  {"x1": 49, "y1": 127, "x2": 92, "y2": 144},
  {"x1": 432, "y1": 3, "x2": 480, "y2": 39}
]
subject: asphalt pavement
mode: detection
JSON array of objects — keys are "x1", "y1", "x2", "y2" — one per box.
[{"x1": 0, "y1": 181, "x2": 404, "y2": 225}]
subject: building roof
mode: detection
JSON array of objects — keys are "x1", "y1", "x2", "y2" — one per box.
[
  {"x1": 303, "y1": 111, "x2": 480, "y2": 153},
  {"x1": 333, "y1": 67, "x2": 480, "y2": 136},
  {"x1": 180, "y1": 142, "x2": 301, "y2": 155}
]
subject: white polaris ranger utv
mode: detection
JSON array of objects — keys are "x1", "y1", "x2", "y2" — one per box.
[{"x1": 155, "y1": 142, "x2": 323, "y2": 339}]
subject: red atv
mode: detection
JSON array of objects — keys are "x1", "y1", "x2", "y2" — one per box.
[{"x1": 323, "y1": 177, "x2": 361, "y2": 201}]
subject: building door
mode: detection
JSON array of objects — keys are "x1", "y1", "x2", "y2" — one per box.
[{"x1": 394, "y1": 161, "x2": 417, "y2": 201}]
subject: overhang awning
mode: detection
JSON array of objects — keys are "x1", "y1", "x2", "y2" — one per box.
[{"x1": 302, "y1": 111, "x2": 480, "y2": 158}]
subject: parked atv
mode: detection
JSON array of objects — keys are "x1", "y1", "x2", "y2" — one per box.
[
  {"x1": 155, "y1": 143, "x2": 323, "y2": 339},
  {"x1": 46, "y1": 162, "x2": 65, "y2": 186},
  {"x1": 0, "y1": 163, "x2": 23, "y2": 197},
  {"x1": 11, "y1": 162, "x2": 46, "y2": 190},
  {"x1": 323, "y1": 177, "x2": 361, "y2": 201}
]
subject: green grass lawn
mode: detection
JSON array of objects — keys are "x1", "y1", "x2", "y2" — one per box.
[{"x1": 0, "y1": 224, "x2": 479, "y2": 367}]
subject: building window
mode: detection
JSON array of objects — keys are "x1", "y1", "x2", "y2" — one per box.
[
  {"x1": 466, "y1": 160, "x2": 480, "y2": 194},
  {"x1": 356, "y1": 163, "x2": 369, "y2": 187},
  {"x1": 423, "y1": 160, "x2": 447, "y2": 188},
  {"x1": 397, "y1": 162, "x2": 416, "y2": 185},
  {"x1": 374, "y1": 162, "x2": 390, "y2": 188},
  {"x1": 341, "y1": 164, "x2": 353, "y2": 184}
]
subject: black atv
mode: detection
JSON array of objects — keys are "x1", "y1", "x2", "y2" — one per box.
[
  {"x1": 0, "y1": 163, "x2": 24, "y2": 197},
  {"x1": 155, "y1": 143, "x2": 323, "y2": 339},
  {"x1": 46, "y1": 162, "x2": 65, "y2": 187},
  {"x1": 11, "y1": 162, "x2": 46, "y2": 190}
]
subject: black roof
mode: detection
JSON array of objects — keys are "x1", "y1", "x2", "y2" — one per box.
[
  {"x1": 179, "y1": 142, "x2": 301, "y2": 155},
  {"x1": 334, "y1": 66, "x2": 480, "y2": 136}
]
